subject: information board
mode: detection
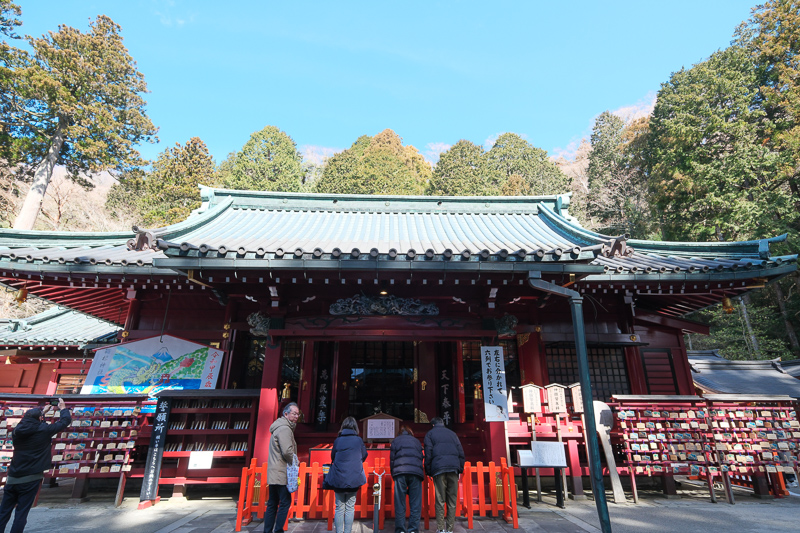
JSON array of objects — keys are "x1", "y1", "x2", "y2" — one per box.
[
  {"x1": 366, "y1": 418, "x2": 396, "y2": 440},
  {"x1": 546, "y1": 384, "x2": 567, "y2": 414},
  {"x1": 521, "y1": 384, "x2": 543, "y2": 414},
  {"x1": 188, "y1": 451, "x2": 214, "y2": 470},
  {"x1": 570, "y1": 383, "x2": 584, "y2": 414},
  {"x1": 518, "y1": 442, "x2": 567, "y2": 468}
]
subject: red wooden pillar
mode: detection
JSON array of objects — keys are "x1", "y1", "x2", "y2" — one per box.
[
  {"x1": 254, "y1": 340, "x2": 282, "y2": 464},
  {"x1": 623, "y1": 345, "x2": 647, "y2": 394},
  {"x1": 517, "y1": 332, "x2": 544, "y2": 385},
  {"x1": 674, "y1": 335, "x2": 695, "y2": 395}
]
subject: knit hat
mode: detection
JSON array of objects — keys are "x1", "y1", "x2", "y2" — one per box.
[{"x1": 23, "y1": 408, "x2": 43, "y2": 419}]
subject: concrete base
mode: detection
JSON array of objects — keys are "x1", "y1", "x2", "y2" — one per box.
[
  {"x1": 663, "y1": 494, "x2": 681, "y2": 499},
  {"x1": 66, "y1": 497, "x2": 91, "y2": 504},
  {"x1": 568, "y1": 494, "x2": 587, "y2": 500}
]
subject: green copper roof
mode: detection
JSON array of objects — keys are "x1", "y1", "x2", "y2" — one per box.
[{"x1": 0, "y1": 306, "x2": 119, "y2": 348}]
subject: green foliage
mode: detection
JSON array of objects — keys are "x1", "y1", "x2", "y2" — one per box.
[
  {"x1": 487, "y1": 133, "x2": 570, "y2": 196},
  {"x1": 6, "y1": 15, "x2": 157, "y2": 177},
  {"x1": 315, "y1": 129, "x2": 430, "y2": 195},
  {"x1": 745, "y1": 0, "x2": 800, "y2": 195},
  {"x1": 107, "y1": 137, "x2": 215, "y2": 226},
  {"x1": 647, "y1": 45, "x2": 790, "y2": 242},
  {"x1": 217, "y1": 126, "x2": 304, "y2": 192},
  {"x1": 587, "y1": 113, "x2": 655, "y2": 238},
  {"x1": 687, "y1": 282, "x2": 799, "y2": 361},
  {"x1": 428, "y1": 140, "x2": 497, "y2": 196}
]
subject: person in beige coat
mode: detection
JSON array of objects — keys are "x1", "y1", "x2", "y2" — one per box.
[{"x1": 263, "y1": 402, "x2": 299, "y2": 533}]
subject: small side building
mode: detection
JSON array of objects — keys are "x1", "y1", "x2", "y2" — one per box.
[
  {"x1": 0, "y1": 306, "x2": 120, "y2": 394},
  {"x1": 688, "y1": 349, "x2": 800, "y2": 399}
]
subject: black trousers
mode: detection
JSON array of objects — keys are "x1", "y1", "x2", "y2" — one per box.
[
  {"x1": 0, "y1": 479, "x2": 42, "y2": 533},
  {"x1": 263, "y1": 484, "x2": 291, "y2": 533}
]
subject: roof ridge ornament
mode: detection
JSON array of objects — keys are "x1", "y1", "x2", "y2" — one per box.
[
  {"x1": 602, "y1": 236, "x2": 634, "y2": 258},
  {"x1": 127, "y1": 226, "x2": 156, "y2": 251}
]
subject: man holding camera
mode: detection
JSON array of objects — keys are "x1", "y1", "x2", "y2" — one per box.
[{"x1": 0, "y1": 398, "x2": 71, "y2": 533}]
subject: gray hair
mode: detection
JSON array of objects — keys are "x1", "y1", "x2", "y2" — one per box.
[
  {"x1": 430, "y1": 417, "x2": 444, "y2": 426},
  {"x1": 283, "y1": 402, "x2": 298, "y2": 416}
]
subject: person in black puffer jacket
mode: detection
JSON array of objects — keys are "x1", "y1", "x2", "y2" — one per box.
[
  {"x1": 0, "y1": 399, "x2": 71, "y2": 533},
  {"x1": 424, "y1": 418, "x2": 464, "y2": 533},
  {"x1": 390, "y1": 426, "x2": 424, "y2": 533},
  {"x1": 326, "y1": 417, "x2": 367, "y2": 533}
]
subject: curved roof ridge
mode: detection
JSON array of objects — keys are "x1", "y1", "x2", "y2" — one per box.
[
  {"x1": 143, "y1": 196, "x2": 235, "y2": 241},
  {"x1": 197, "y1": 186, "x2": 573, "y2": 214}
]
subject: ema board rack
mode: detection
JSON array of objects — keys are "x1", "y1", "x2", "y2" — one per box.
[
  {"x1": 611, "y1": 394, "x2": 800, "y2": 504},
  {"x1": 0, "y1": 393, "x2": 148, "y2": 505}
]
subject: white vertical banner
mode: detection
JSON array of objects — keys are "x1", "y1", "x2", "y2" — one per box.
[{"x1": 481, "y1": 346, "x2": 509, "y2": 421}]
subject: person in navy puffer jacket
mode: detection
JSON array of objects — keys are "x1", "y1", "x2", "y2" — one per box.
[
  {"x1": 390, "y1": 425, "x2": 424, "y2": 533},
  {"x1": 0, "y1": 399, "x2": 71, "y2": 533},
  {"x1": 424, "y1": 417, "x2": 464, "y2": 533},
  {"x1": 326, "y1": 417, "x2": 368, "y2": 533}
]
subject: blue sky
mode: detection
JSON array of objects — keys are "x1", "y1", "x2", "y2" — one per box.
[{"x1": 18, "y1": 1, "x2": 758, "y2": 165}]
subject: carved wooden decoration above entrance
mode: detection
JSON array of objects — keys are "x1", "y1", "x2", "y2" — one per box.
[{"x1": 329, "y1": 294, "x2": 439, "y2": 316}]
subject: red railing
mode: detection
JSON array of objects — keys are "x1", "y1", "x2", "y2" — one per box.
[{"x1": 235, "y1": 458, "x2": 518, "y2": 531}]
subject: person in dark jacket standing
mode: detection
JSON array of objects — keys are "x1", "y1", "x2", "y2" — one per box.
[
  {"x1": 326, "y1": 417, "x2": 367, "y2": 533},
  {"x1": 424, "y1": 417, "x2": 465, "y2": 533},
  {"x1": 390, "y1": 425, "x2": 424, "y2": 533},
  {"x1": 0, "y1": 399, "x2": 71, "y2": 533}
]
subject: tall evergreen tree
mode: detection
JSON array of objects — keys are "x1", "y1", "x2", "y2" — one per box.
[
  {"x1": 217, "y1": 125, "x2": 304, "y2": 192},
  {"x1": 107, "y1": 137, "x2": 215, "y2": 226},
  {"x1": 6, "y1": 15, "x2": 157, "y2": 230},
  {"x1": 428, "y1": 140, "x2": 498, "y2": 196},
  {"x1": 315, "y1": 129, "x2": 429, "y2": 195},
  {"x1": 647, "y1": 45, "x2": 787, "y2": 242},
  {"x1": 486, "y1": 133, "x2": 569, "y2": 196}
]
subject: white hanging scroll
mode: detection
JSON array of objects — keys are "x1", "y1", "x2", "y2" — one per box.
[
  {"x1": 545, "y1": 384, "x2": 567, "y2": 414},
  {"x1": 520, "y1": 384, "x2": 543, "y2": 414},
  {"x1": 481, "y1": 346, "x2": 509, "y2": 421}
]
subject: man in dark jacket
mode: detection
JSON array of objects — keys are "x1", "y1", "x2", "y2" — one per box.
[
  {"x1": 390, "y1": 426, "x2": 424, "y2": 533},
  {"x1": 423, "y1": 417, "x2": 465, "y2": 533},
  {"x1": 0, "y1": 399, "x2": 71, "y2": 533}
]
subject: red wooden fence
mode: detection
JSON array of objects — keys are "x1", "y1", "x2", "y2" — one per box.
[{"x1": 236, "y1": 458, "x2": 518, "y2": 531}]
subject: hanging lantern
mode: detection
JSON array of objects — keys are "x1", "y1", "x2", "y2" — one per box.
[{"x1": 721, "y1": 296, "x2": 734, "y2": 314}]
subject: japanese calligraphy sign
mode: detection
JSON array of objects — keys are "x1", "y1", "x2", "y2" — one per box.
[
  {"x1": 439, "y1": 366, "x2": 454, "y2": 427},
  {"x1": 520, "y1": 384, "x2": 543, "y2": 414},
  {"x1": 83, "y1": 335, "x2": 224, "y2": 396},
  {"x1": 545, "y1": 384, "x2": 567, "y2": 414},
  {"x1": 569, "y1": 382, "x2": 584, "y2": 414},
  {"x1": 314, "y1": 365, "x2": 331, "y2": 431},
  {"x1": 140, "y1": 396, "x2": 172, "y2": 501},
  {"x1": 480, "y1": 346, "x2": 509, "y2": 422}
]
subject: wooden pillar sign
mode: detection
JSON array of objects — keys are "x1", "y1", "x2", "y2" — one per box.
[
  {"x1": 521, "y1": 384, "x2": 544, "y2": 502},
  {"x1": 139, "y1": 396, "x2": 172, "y2": 506},
  {"x1": 545, "y1": 383, "x2": 568, "y2": 501},
  {"x1": 570, "y1": 382, "x2": 592, "y2": 477},
  {"x1": 480, "y1": 346, "x2": 509, "y2": 421}
]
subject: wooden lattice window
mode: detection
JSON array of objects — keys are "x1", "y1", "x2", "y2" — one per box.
[{"x1": 545, "y1": 346, "x2": 630, "y2": 401}]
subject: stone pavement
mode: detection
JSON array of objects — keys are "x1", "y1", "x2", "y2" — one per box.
[{"x1": 5, "y1": 477, "x2": 800, "y2": 533}]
